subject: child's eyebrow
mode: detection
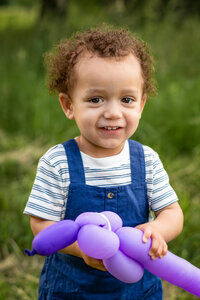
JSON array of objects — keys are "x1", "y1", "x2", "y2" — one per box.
[
  {"x1": 120, "y1": 88, "x2": 139, "y2": 95},
  {"x1": 84, "y1": 88, "x2": 139, "y2": 97},
  {"x1": 84, "y1": 88, "x2": 107, "y2": 97}
]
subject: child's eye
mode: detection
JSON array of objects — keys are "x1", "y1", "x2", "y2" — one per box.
[
  {"x1": 121, "y1": 97, "x2": 135, "y2": 104},
  {"x1": 89, "y1": 97, "x2": 103, "y2": 104}
]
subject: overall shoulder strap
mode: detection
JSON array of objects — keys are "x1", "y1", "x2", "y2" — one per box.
[
  {"x1": 128, "y1": 139, "x2": 146, "y2": 184},
  {"x1": 62, "y1": 139, "x2": 85, "y2": 184}
]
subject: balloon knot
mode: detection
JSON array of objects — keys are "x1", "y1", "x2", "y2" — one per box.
[{"x1": 25, "y1": 249, "x2": 37, "y2": 256}]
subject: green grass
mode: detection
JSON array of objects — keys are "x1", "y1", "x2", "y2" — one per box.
[
  {"x1": 0, "y1": 3, "x2": 200, "y2": 299},
  {"x1": 1, "y1": 12, "x2": 199, "y2": 154},
  {"x1": 0, "y1": 5, "x2": 37, "y2": 31}
]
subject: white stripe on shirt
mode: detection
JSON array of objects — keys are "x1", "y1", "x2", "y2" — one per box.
[{"x1": 24, "y1": 140, "x2": 178, "y2": 221}]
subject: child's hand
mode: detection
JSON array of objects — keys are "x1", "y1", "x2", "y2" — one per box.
[
  {"x1": 62, "y1": 241, "x2": 107, "y2": 271},
  {"x1": 79, "y1": 248, "x2": 107, "y2": 271},
  {"x1": 136, "y1": 223, "x2": 168, "y2": 260}
]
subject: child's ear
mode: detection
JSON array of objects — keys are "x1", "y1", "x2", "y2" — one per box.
[
  {"x1": 139, "y1": 94, "x2": 147, "y2": 116},
  {"x1": 59, "y1": 93, "x2": 74, "y2": 120}
]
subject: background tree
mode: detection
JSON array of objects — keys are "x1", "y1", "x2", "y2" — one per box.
[{"x1": 40, "y1": 0, "x2": 69, "y2": 20}]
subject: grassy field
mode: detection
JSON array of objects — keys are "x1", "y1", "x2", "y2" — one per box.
[{"x1": 0, "y1": 3, "x2": 200, "y2": 299}]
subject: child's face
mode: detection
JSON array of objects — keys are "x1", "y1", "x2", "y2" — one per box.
[{"x1": 59, "y1": 53, "x2": 146, "y2": 157}]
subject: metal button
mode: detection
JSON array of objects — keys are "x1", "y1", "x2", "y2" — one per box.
[{"x1": 107, "y1": 192, "x2": 114, "y2": 199}]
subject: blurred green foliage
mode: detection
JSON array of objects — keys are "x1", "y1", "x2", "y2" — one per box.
[
  {"x1": 1, "y1": 1, "x2": 199, "y2": 154},
  {"x1": 0, "y1": 1, "x2": 199, "y2": 299}
]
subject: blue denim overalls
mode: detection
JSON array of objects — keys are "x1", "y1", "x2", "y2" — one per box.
[{"x1": 38, "y1": 139, "x2": 162, "y2": 300}]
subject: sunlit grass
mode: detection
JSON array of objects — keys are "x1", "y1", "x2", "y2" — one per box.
[
  {"x1": 0, "y1": 6, "x2": 37, "y2": 31},
  {"x1": 1, "y1": 12, "x2": 199, "y2": 155},
  {"x1": 0, "y1": 4, "x2": 200, "y2": 299}
]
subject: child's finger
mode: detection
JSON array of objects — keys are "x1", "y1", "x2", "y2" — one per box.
[
  {"x1": 136, "y1": 225, "x2": 152, "y2": 243},
  {"x1": 160, "y1": 243, "x2": 168, "y2": 258},
  {"x1": 149, "y1": 238, "x2": 166, "y2": 260},
  {"x1": 91, "y1": 259, "x2": 107, "y2": 271},
  {"x1": 149, "y1": 238, "x2": 160, "y2": 258},
  {"x1": 150, "y1": 239, "x2": 168, "y2": 260},
  {"x1": 142, "y1": 227, "x2": 152, "y2": 243},
  {"x1": 83, "y1": 256, "x2": 107, "y2": 271}
]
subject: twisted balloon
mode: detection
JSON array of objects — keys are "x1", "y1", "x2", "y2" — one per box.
[{"x1": 25, "y1": 211, "x2": 200, "y2": 297}]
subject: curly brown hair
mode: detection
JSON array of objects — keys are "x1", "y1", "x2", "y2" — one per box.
[{"x1": 44, "y1": 25, "x2": 157, "y2": 97}]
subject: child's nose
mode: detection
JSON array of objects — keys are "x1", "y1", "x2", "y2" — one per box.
[{"x1": 104, "y1": 101, "x2": 123, "y2": 119}]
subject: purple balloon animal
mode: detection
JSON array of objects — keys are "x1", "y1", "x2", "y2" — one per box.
[{"x1": 25, "y1": 211, "x2": 200, "y2": 297}]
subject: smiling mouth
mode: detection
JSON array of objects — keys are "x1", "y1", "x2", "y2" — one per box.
[{"x1": 102, "y1": 126, "x2": 121, "y2": 130}]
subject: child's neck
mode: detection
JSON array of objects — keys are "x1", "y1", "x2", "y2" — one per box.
[{"x1": 75, "y1": 136, "x2": 126, "y2": 158}]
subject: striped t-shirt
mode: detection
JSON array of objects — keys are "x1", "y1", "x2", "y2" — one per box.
[{"x1": 24, "y1": 140, "x2": 178, "y2": 222}]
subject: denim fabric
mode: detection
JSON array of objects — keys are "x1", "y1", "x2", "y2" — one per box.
[{"x1": 38, "y1": 139, "x2": 162, "y2": 300}]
